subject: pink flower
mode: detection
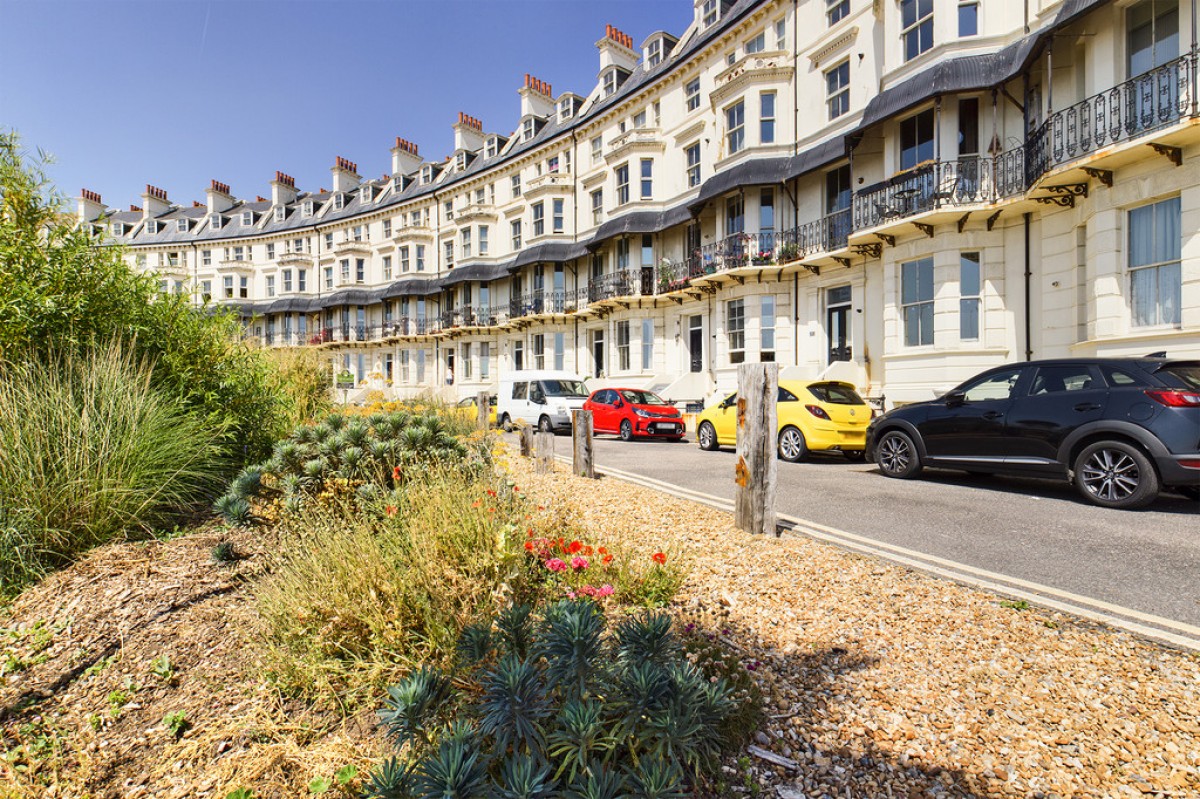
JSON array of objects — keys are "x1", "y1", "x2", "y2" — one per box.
[
  {"x1": 598, "y1": 584, "x2": 614, "y2": 597},
  {"x1": 545, "y1": 558, "x2": 567, "y2": 573},
  {"x1": 571, "y1": 556, "x2": 589, "y2": 571},
  {"x1": 565, "y1": 589, "x2": 577, "y2": 600}
]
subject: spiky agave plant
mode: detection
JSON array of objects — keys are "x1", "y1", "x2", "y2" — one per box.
[
  {"x1": 537, "y1": 600, "x2": 606, "y2": 700},
  {"x1": 378, "y1": 666, "x2": 455, "y2": 752},
  {"x1": 456, "y1": 621, "x2": 495, "y2": 667},
  {"x1": 564, "y1": 767, "x2": 629, "y2": 799},
  {"x1": 546, "y1": 699, "x2": 618, "y2": 784},
  {"x1": 227, "y1": 465, "x2": 264, "y2": 501},
  {"x1": 324, "y1": 413, "x2": 347, "y2": 432},
  {"x1": 495, "y1": 603, "x2": 534, "y2": 660},
  {"x1": 213, "y1": 494, "x2": 251, "y2": 525},
  {"x1": 343, "y1": 420, "x2": 370, "y2": 448},
  {"x1": 412, "y1": 735, "x2": 490, "y2": 799},
  {"x1": 478, "y1": 655, "x2": 552, "y2": 756},
  {"x1": 339, "y1": 445, "x2": 365, "y2": 479},
  {"x1": 626, "y1": 755, "x2": 687, "y2": 799},
  {"x1": 492, "y1": 753, "x2": 558, "y2": 799},
  {"x1": 361, "y1": 757, "x2": 415, "y2": 799},
  {"x1": 614, "y1": 613, "x2": 678, "y2": 669}
]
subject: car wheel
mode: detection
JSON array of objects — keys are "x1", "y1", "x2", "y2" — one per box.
[
  {"x1": 843, "y1": 449, "x2": 866, "y2": 462},
  {"x1": 876, "y1": 430, "x2": 922, "y2": 479},
  {"x1": 538, "y1": 415, "x2": 554, "y2": 434},
  {"x1": 697, "y1": 421, "x2": 719, "y2": 451},
  {"x1": 501, "y1": 414, "x2": 513, "y2": 433},
  {"x1": 777, "y1": 426, "x2": 807, "y2": 463},
  {"x1": 619, "y1": 419, "x2": 634, "y2": 442},
  {"x1": 1074, "y1": 441, "x2": 1159, "y2": 509}
]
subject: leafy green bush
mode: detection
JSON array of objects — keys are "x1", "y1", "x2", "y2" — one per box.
[
  {"x1": 364, "y1": 601, "x2": 747, "y2": 798},
  {"x1": 0, "y1": 131, "x2": 292, "y2": 465},
  {"x1": 0, "y1": 344, "x2": 226, "y2": 597}
]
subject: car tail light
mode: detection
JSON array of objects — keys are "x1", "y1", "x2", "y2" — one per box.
[
  {"x1": 805, "y1": 404, "x2": 831, "y2": 420},
  {"x1": 1178, "y1": 459, "x2": 1200, "y2": 469},
  {"x1": 1145, "y1": 389, "x2": 1200, "y2": 407}
]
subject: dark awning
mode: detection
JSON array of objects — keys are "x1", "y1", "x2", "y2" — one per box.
[
  {"x1": 264, "y1": 296, "x2": 320, "y2": 314},
  {"x1": 316, "y1": 288, "x2": 384, "y2": 309},
  {"x1": 588, "y1": 203, "x2": 695, "y2": 248},
  {"x1": 439, "y1": 260, "x2": 514, "y2": 287},
  {"x1": 380, "y1": 278, "x2": 440, "y2": 299},
  {"x1": 511, "y1": 241, "x2": 590, "y2": 269},
  {"x1": 782, "y1": 136, "x2": 849, "y2": 181},
  {"x1": 687, "y1": 156, "x2": 790, "y2": 212}
]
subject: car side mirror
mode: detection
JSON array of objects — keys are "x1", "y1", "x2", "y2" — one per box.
[
  {"x1": 719, "y1": 399, "x2": 732, "y2": 410},
  {"x1": 945, "y1": 389, "x2": 966, "y2": 406},
  {"x1": 614, "y1": 399, "x2": 623, "y2": 408}
]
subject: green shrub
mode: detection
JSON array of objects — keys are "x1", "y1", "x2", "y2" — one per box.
[
  {"x1": 364, "y1": 601, "x2": 747, "y2": 798},
  {"x1": 0, "y1": 344, "x2": 226, "y2": 597},
  {"x1": 0, "y1": 131, "x2": 296, "y2": 466}
]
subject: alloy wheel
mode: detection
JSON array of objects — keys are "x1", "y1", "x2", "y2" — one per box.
[
  {"x1": 878, "y1": 434, "x2": 911, "y2": 475},
  {"x1": 1079, "y1": 448, "x2": 1141, "y2": 502},
  {"x1": 778, "y1": 427, "x2": 805, "y2": 462}
]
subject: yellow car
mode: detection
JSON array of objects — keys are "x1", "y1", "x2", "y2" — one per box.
[
  {"x1": 695, "y1": 380, "x2": 871, "y2": 462},
  {"x1": 455, "y1": 395, "x2": 498, "y2": 427}
]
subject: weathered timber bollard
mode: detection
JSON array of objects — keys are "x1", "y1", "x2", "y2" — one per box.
[
  {"x1": 734, "y1": 362, "x2": 779, "y2": 535},
  {"x1": 476, "y1": 391, "x2": 491, "y2": 433},
  {"x1": 520, "y1": 424, "x2": 535, "y2": 457},
  {"x1": 535, "y1": 431, "x2": 555, "y2": 474},
  {"x1": 572, "y1": 409, "x2": 595, "y2": 478}
]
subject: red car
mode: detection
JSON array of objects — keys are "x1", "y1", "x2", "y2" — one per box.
[{"x1": 584, "y1": 387, "x2": 685, "y2": 441}]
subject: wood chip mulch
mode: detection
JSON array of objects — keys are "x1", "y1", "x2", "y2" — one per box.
[{"x1": 509, "y1": 454, "x2": 1200, "y2": 799}]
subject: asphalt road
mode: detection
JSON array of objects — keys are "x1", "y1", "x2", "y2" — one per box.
[{"x1": 512, "y1": 431, "x2": 1200, "y2": 633}]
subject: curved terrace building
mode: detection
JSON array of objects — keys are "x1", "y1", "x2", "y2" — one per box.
[{"x1": 79, "y1": 0, "x2": 1200, "y2": 405}]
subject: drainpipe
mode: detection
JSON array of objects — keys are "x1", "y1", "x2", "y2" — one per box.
[
  {"x1": 1023, "y1": 212, "x2": 1032, "y2": 361},
  {"x1": 793, "y1": 272, "x2": 799, "y2": 367},
  {"x1": 792, "y1": 0, "x2": 800, "y2": 157}
]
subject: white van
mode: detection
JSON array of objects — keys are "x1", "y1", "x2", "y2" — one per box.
[{"x1": 497, "y1": 370, "x2": 589, "y2": 433}]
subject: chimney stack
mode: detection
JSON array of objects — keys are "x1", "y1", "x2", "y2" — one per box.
[
  {"x1": 271, "y1": 170, "x2": 299, "y2": 206},
  {"x1": 206, "y1": 179, "x2": 235, "y2": 214},
  {"x1": 140, "y1": 184, "x2": 171, "y2": 220},
  {"x1": 519, "y1": 73, "x2": 556, "y2": 119},
  {"x1": 598, "y1": 24, "x2": 638, "y2": 74},
  {"x1": 391, "y1": 137, "x2": 422, "y2": 175},
  {"x1": 331, "y1": 156, "x2": 360, "y2": 193},
  {"x1": 77, "y1": 188, "x2": 107, "y2": 224},
  {"x1": 454, "y1": 112, "x2": 487, "y2": 152}
]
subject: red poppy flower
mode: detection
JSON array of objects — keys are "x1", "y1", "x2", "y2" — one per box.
[
  {"x1": 567, "y1": 541, "x2": 583, "y2": 555},
  {"x1": 598, "y1": 547, "x2": 608, "y2": 556},
  {"x1": 472, "y1": 500, "x2": 481, "y2": 508},
  {"x1": 603, "y1": 554, "x2": 614, "y2": 565},
  {"x1": 526, "y1": 528, "x2": 534, "y2": 537},
  {"x1": 524, "y1": 541, "x2": 534, "y2": 551},
  {"x1": 652, "y1": 552, "x2": 667, "y2": 565},
  {"x1": 385, "y1": 505, "x2": 397, "y2": 518},
  {"x1": 486, "y1": 489, "x2": 497, "y2": 498},
  {"x1": 392, "y1": 466, "x2": 402, "y2": 479},
  {"x1": 582, "y1": 545, "x2": 594, "y2": 556}
]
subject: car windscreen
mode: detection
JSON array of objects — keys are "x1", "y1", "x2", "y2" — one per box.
[
  {"x1": 1158, "y1": 363, "x2": 1200, "y2": 390},
  {"x1": 541, "y1": 379, "x2": 588, "y2": 398},
  {"x1": 806, "y1": 383, "x2": 866, "y2": 405},
  {"x1": 620, "y1": 390, "x2": 666, "y2": 405}
]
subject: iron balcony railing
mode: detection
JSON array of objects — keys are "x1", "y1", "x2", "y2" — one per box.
[
  {"x1": 1035, "y1": 51, "x2": 1197, "y2": 176},
  {"x1": 852, "y1": 155, "x2": 1010, "y2": 230}
]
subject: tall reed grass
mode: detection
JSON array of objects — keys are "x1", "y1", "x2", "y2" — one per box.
[{"x1": 0, "y1": 343, "x2": 227, "y2": 596}]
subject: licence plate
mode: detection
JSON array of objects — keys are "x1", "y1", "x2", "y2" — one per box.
[{"x1": 654, "y1": 423, "x2": 678, "y2": 432}]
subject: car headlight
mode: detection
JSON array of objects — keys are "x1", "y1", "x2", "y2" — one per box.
[{"x1": 634, "y1": 408, "x2": 652, "y2": 417}]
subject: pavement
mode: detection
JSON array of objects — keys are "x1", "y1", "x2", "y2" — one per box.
[{"x1": 506, "y1": 430, "x2": 1200, "y2": 642}]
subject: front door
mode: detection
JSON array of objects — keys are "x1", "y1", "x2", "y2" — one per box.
[
  {"x1": 688, "y1": 315, "x2": 703, "y2": 372},
  {"x1": 920, "y1": 366, "x2": 1028, "y2": 461},
  {"x1": 591, "y1": 329, "x2": 605, "y2": 378},
  {"x1": 827, "y1": 286, "x2": 852, "y2": 363}
]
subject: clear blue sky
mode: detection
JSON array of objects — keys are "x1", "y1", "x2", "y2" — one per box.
[{"x1": 0, "y1": 0, "x2": 690, "y2": 210}]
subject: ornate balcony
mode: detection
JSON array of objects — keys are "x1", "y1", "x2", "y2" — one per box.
[
  {"x1": 524, "y1": 171, "x2": 573, "y2": 198},
  {"x1": 276, "y1": 251, "x2": 314, "y2": 267},
  {"x1": 334, "y1": 239, "x2": 371, "y2": 255},
  {"x1": 604, "y1": 127, "x2": 664, "y2": 162}
]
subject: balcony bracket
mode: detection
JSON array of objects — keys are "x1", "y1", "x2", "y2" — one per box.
[
  {"x1": 729, "y1": 274, "x2": 746, "y2": 286},
  {"x1": 986, "y1": 210, "x2": 1003, "y2": 231},
  {"x1": 699, "y1": 284, "x2": 717, "y2": 295},
  {"x1": 956, "y1": 213, "x2": 971, "y2": 233},
  {"x1": 616, "y1": 301, "x2": 630, "y2": 310},
  {"x1": 1148, "y1": 142, "x2": 1182, "y2": 166},
  {"x1": 1044, "y1": 182, "x2": 1089, "y2": 199},
  {"x1": 1082, "y1": 168, "x2": 1113, "y2": 188},
  {"x1": 1034, "y1": 194, "x2": 1077, "y2": 208},
  {"x1": 913, "y1": 222, "x2": 934, "y2": 238},
  {"x1": 877, "y1": 233, "x2": 896, "y2": 247},
  {"x1": 832, "y1": 256, "x2": 853, "y2": 268},
  {"x1": 685, "y1": 291, "x2": 704, "y2": 301},
  {"x1": 669, "y1": 296, "x2": 684, "y2": 305},
  {"x1": 801, "y1": 263, "x2": 820, "y2": 276}
]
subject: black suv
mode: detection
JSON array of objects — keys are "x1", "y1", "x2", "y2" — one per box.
[{"x1": 864, "y1": 357, "x2": 1200, "y2": 509}]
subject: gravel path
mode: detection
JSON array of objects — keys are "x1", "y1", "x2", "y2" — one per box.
[{"x1": 509, "y1": 452, "x2": 1200, "y2": 798}]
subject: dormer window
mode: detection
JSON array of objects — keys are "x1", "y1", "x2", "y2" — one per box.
[
  {"x1": 210, "y1": 214, "x2": 222, "y2": 230},
  {"x1": 302, "y1": 201, "x2": 313, "y2": 217},
  {"x1": 558, "y1": 99, "x2": 574, "y2": 121},
  {"x1": 145, "y1": 220, "x2": 158, "y2": 235},
  {"x1": 484, "y1": 137, "x2": 499, "y2": 158},
  {"x1": 603, "y1": 69, "x2": 618, "y2": 97},
  {"x1": 333, "y1": 194, "x2": 344, "y2": 210},
  {"x1": 393, "y1": 175, "x2": 409, "y2": 192},
  {"x1": 361, "y1": 186, "x2": 373, "y2": 203},
  {"x1": 274, "y1": 206, "x2": 286, "y2": 222},
  {"x1": 647, "y1": 40, "x2": 662, "y2": 66},
  {"x1": 702, "y1": 0, "x2": 719, "y2": 27},
  {"x1": 456, "y1": 152, "x2": 468, "y2": 172},
  {"x1": 177, "y1": 218, "x2": 189, "y2": 232},
  {"x1": 421, "y1": 165, "x2": 434, "y2": 184},
  {"x1": 522, "y1": 118, "x2": 536, "y2": 141},
  {"x1": 242, "y1": 211, "x2": 254, "y2": 226}
]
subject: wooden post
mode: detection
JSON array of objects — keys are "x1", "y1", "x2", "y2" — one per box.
[
  {"x1": 535, "y1": 431, "x2": 555, "y2": 474},
  {"x1": 734, "y1": 363, "x2": 778, "y2": 536},
  {"x1": 572, "y1": 409, "x2": 595, "y2": 479},
  {"x1": 520, "y1": 425, "x2": 535, "y2": 457},
  {"x1": 476, "y1": 391, "x2": 491, "y2": 432}
]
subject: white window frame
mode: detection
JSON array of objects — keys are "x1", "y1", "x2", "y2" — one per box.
[
  {"x1": 827, "y1": 0, "x2": 849, "y2": 26},
  {"x1": 727, "y1": 299, "x2": 746, "y2": 364},
  {"x1": 266, "y1": 275, "x2": 276, "y2": 298},
  {"x1": 400, "y1": 245, "x2": 410, "y2": 272},
  {"x1": 686, "y1": 143, "x2": 702, "y2": 187},
  {"x1": 479, "y1": 225, "x2": 489, "y2": 255},
  {"x1": 532, "y1": 202, "x2": 545, "y2": 236},
  {"x1": 209, "y1": 214, "x2": 221, "y2": 230},
  {"x1": 511, "y1": 174, "x2": 522, "y2": 198},
  {"x1": 760, "y1": 295, "x2": 776, "y2": 361},
  {"x1": 760, "y1": 92, "x2": 776, "y2": 144},
  {"x1": 901, "y1": 256, "x2": 935, "y2": 347},
  {"x1": 616, "y1": 321, "x2": 631, "y2": 372},
  {"x1": 511, "y1": 219, "x2": 522, "y2": 250},
  {"x1": 1128, "y1": 196, "x2": 1182, "y2": 328},
  {"x1": 726, "y1": 100, "x2": 746, "y2": 155},
  {"x1": 702, "y1": 0, "x2": 718, "y2": 27},
  {"x1": 960, "y1": 252, "x2": 981, "y2": 340},
  {"x1": 901, "y1": 0, "x2": 934, "y2": 62},
  {"x1": 686, "y1": 77, "x2": 701, "y2": 112},
  {"x1": 958, "y1": 0, "x2": 979, "y2": 37},
  {"x1": 640, "y1": 159, "x2": 653, "y2": 199},
  {"x1": 641, "y1": 318, "x2": 654, "y2": 370},
  {"x1": 825, "y1": 61, "x2": 850, "y2": 120},
  {"x1": 775, "y1": 18, "x2": 787, "y2": 49},
  {"x1": 383, "y1": 255, "x2": 393, "y2": 280},
  {"x1": 461, "y1": 228, "x2": 472, "y2": 258},
  {"x1": 647, "y1": 38, "x2": 662, "y2": 66},
  {"x1": 592, "y1": 189, "x2": 604, "y2": 225},
  {"x1": 552, "y1": 199, "x2": 564, "y2": 233},
  {"x1": 616, "y1": 164, "x2": 630, "y2": 206},
  {"x1": 745, "y1": 31, "x2": 766, "y2": 54},
  {"x1": 591, "y1": 136, "x2": 603, "y2": 165}
]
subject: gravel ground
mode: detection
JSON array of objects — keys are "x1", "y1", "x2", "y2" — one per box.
[{"x1": 509, "y1": 454, "x2": 1200, "y2": 798}]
